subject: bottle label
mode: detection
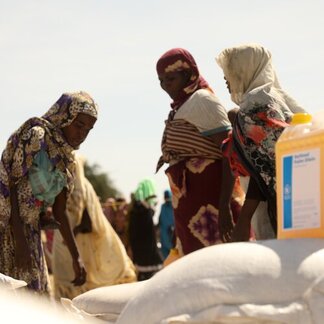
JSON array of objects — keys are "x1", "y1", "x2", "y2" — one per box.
[{"x1": 282, "y1": 148, "x2": 320, "y2": 230}]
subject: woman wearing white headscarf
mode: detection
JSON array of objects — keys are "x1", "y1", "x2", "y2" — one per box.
[{"x1": 216, "y1": 44, "x2": 306, "y2": 242}]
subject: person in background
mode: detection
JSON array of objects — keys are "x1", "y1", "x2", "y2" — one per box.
[
  {"x1": 103, "y1": 197, "x2": 117, "y2": 224},
  {"x1": 0, "y1": 91, "x2": 98, "y2": 293},
  {"x1": 114, "y1": 197, "x2": 132, "y2": 258},
  {"x1": 216, "y1": 43, "x2": 306, "y2": 242},
  {"x1": 128, "y1": 179, "x2": 163, "y2": 281},
  {"x1": 156, "y1": 48, "x2": 243, "y2": 257},
  {"x1": 158, "y1": 189, "x2": 175, "y2": 259},
  {"x1": 52, "y1": 155, "x2": 136, "y2": 299},
  {"x1": 102, "y1": 197, "x2": 132, "y2": 258}
]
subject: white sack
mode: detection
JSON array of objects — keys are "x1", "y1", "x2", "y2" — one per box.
[
  {"x1": 0, "y1": 288, "x2": 99, "y2": 324},
  {"x1": 117, "y1": 238, "x2": 324, "y2": 324},
  {"x1": 62, "y1": 281, "x2": 147, "y2": 322},
  {"x1": 0, "y1": 272, "x2": 27, "y2": 290}
]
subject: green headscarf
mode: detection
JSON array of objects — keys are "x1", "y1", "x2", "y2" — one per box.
[{"x1": 134, "y1": 179, "x2": 157, "y2": 207}]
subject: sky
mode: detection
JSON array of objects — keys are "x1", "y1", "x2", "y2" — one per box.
[{"x1": 1, "y1": 0, "x2": 324, "y2": 208}]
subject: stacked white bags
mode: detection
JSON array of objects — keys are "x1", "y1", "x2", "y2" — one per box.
[
  {"x1": 63, "y1": 238, "x2": 324, "y2": 323},
  {"x1": 116, "y1": 238, "x2": 324, "y2": 323}
]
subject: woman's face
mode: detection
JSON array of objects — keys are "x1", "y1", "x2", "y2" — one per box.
[
  {"x1": 62, "y1": 113, "x2": 97, "y2": 149},
  {"x1": 159, "y1": 71, "x2": 190, "y2": 100}
]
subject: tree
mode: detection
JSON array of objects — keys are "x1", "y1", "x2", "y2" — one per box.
[{"x1": 84, "y1": 162, "x2": 120, "y2": 202}]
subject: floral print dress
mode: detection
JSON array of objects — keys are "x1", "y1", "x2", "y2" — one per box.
[
  {"x1": 0, "y1": 91, "x2": 98, "y2": 293},
  {"x1": 229, "y1": 101, "x2": 292, "y2": 232},
  {"x1": 166, "y1": 157, "x2": 243, "y2": 255}
]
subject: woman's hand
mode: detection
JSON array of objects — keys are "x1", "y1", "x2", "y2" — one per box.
[
  {"x1": 218, "y1": 156, "x2": 236, "y2": 243},
  {"x1": 71, "y1": 257, "x2": 87, "y2": 286},
  {"x1": 218, "y1": 206, "x2": 234, "y2": 242},
  {"x1": 231, "y1": 197, "x2": 260, "y2": 242}
]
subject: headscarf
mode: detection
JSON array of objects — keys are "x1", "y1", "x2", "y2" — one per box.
[
  {"x1": 216, "y1": 43, "x2": 305, "y2": 113},
  {"x1": 0, "y1": 91, "x2": 98, "y2": 228},
  {"x1": 42, "y1": 91, "x2": 98, "y2": 128},
  {"x1": 156, "y1": 48, "x2": 211, "y2": 111},
  {"x1": 164, "y1": 189, "x2": 172, "y2": 200},
  {"x1": 134, "y1": 179, "x2": 157, "y2": 206}
]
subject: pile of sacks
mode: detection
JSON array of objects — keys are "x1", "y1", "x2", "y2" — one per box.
[{"x1": 63, "y1": 238, "x2": 324, "y2": 323}]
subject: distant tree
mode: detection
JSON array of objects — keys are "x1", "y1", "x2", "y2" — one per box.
[{"x1": 84, "y1": 162, "x2": 120, "y2": 202}]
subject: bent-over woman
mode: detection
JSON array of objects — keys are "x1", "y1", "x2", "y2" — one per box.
[{"x1": 0, "y1": 91, "x2": 98, "y2": 293}]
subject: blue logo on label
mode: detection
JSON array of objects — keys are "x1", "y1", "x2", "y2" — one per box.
[{"x1": 283, "y1": 156, "x2": 293, "y2": 229}]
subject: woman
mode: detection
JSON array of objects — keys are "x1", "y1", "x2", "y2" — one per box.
[
  {"x1": 156, "y1": 48, "x2": 243, "y2": 256},
  {"x1": 52, "y1": 155, "x2": 136, "y2": 299},
  {"x1": 128, "y1": 179, "x2": 163, "y2": 281},
  {"x1": 0, "y1": 91, "x2": 98, "y2": 293},
  {"x1": 216, "y1": 44, "x2": 306, "y2": 242}
]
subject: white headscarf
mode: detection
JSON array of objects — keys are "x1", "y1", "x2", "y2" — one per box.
[{"x1": 216, "y1": 43, "x2": 305, "y2": 114}]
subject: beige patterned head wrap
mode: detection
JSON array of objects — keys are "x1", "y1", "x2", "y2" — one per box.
[{"x1": 216, "y1": 43, "x2": 305, "y2": 113}]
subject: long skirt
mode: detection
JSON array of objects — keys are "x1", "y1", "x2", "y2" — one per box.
[
  {"x1": 166, "y1": 158, "x2": 243, "y2": 255},
  {"x1": 0, "y1": 223, "x2": 49, "y2": 293}
]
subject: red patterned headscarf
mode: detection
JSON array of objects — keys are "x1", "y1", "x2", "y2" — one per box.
[{"x1": 156, "y1": 48, "x2": 211, "y2": 110}]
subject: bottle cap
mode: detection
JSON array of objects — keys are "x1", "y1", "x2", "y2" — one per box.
[{"x1": 291, "y1": 113, "x2": 312, "y2": 125}]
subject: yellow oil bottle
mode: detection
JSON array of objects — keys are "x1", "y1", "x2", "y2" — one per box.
[{"x1": 276, "y1": 112, "x2": 324, "y2": 239}]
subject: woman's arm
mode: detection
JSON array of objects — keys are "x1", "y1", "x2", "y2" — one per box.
[
  {"x1": 230, "y1": 198, "x2": 259, "y2": 242},
  {"x1": 53, "y1": 189, "x2": 86, "y2": 286},
  {"x1": 9, "y1": 183, "x2": 33, "y2": 271},
  {"x1": 208, "y1": 130, "x2": 236, "y2": 242},
  {"x1": 231, "y1": 177, "x2": 262, "y2": 242},
  {"x1": 218, "y1": 157, "x2": 236, "y2": 242}
]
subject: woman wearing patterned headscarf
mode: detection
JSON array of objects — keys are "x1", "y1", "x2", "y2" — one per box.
[
  {"x1": 216, "y1": 44, "x2": 306, "y2": 242},
  {"x1": 156, "y1": 48, "x2": 244, "y2": 257},
  {"x1": 0, "y1": 91, "x2": 98, "y2": 293}
]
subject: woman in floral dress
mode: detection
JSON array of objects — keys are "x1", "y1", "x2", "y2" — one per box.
[
  {"x1": 0, "y1": 91, "x2": 98, "y2": 293},
  {"x1": 216, "y1": 44, "x2": 307, "y2": 242},
  {"x1": 156, "y1": 48, "x2": 243, "y2": 256}
]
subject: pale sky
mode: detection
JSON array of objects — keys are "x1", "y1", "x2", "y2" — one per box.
[{"x1": 1, "y1": 0, "x2": 324, "y2": 207}]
